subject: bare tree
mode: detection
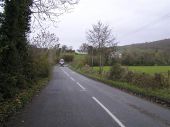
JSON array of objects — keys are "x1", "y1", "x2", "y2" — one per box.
[
  {"x1": 31, "y1": 0, "x2": 79, "y2": 27},
  {"x1": 68, "y1": 46, "x2": 73, "y2": 50},
  {"x1": 87, "y1": 21, "x2": 116, "y2": 74},
  {"x1": 30, "y1": 31, "x2": 60, "y2": 64},
  {"x1": 31, "y1": 31, "x2": 60, "y2": 49},
  {"x1": 79, "y1": 43, "x2": 89, "y2": 53},
  {"x1": 61, "y1": 45, "x2": 68, "y2": 53}
]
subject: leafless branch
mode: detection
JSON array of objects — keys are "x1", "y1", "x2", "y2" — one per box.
[
  {"x1": 31, "y1": 0, "x2": 79, "y2": 28},
  {"x1": 30, "y1": 31, "x2": 60, "y2": 49}
]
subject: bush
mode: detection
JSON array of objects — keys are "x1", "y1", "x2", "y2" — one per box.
[
  {"x1": 61, "y1": 54, "x2": 74, "y2": 63},
  {"x1": 109, "y1": 63, "x2": 126, "y2": 80},
  {"x1": 123, "y1": 71, "x2": 170, "y2": 88},
  {"x1": 72, "y1": 61, "x2": 84, "y2": 69},
  {"x1": 109, "y1": 64, "x2": 170, "y2": 88},
  {"x1": 131, "y1": 73, "x2": 158, "y2": 88},
  {"x1": 124, "y1": 71, "x2": 134, "y2": 82},
  {"x1": 154, "y1": 73, "x2": 170, "y2": 88},
  {"x1": 0, "y1": 46, "x2": 53, "y2": 101},
  {"x1": 71, "y1": 54, "x2": 87, "y2": 69},
  {"x1": 33, "y1": 55, "x2": 51, "y2": 78}
]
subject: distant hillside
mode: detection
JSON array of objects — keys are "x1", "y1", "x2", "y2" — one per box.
[{"x1": 119, "y1": 39, "x2": 170, "y2": 53}]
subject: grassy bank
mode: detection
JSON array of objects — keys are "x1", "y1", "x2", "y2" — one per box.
[
  {"x1": 0, "y1": 78, "x2": 49, "y2": 126},
  {"x1": 71, "y1": 67, "x2": 170, "y2": 108}
]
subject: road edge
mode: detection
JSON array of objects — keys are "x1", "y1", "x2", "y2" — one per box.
[
  {"x1": 69, "y1": 66, "x2": 170, "y2": 109},
  {"x1": 0, "y1": 78, "x2": 50, "y2": 127}
]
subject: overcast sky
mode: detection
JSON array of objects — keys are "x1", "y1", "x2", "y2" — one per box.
[{"x1": 49, "y1": 0, "x2": 170, "y2": 50}]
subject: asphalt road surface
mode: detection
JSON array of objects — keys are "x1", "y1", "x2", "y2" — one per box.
[{"x1": 7, "y1": 66, "x2": 170, "y2": 127}]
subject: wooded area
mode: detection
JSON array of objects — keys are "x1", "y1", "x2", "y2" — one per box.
[
  {"x1": 119, "y1": 39, "x2": 170, "y2": 66},
  {"x1": 0, "y1": 0, "x2": 77, "y2": 101}
]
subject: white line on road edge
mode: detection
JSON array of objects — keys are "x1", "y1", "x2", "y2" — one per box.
[
  {"x1": 92, "y1": 97, "x2": 126, "y2": 127},
  {"x1": 70, "y1": 77, "x2": 75, "y2": 82},
  {"x1": 76, "y1": 82, "x2": 86, "y2": 91}
]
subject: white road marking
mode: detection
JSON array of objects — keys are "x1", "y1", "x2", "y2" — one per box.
[
  {"x1": 92, "y1": 97, "x2": 126, "y2": 127},
  {"x1": 65, "y1": 72, "x2": 70, "y2": 77},
  {"x1": 61, "y1": 69, "x2": 65, "y2": 73},
  {"x1": 62, "y1": 70, "x2": 70, "y2": 77},
  {"x1": 70, "y1": 77, "x2": 75, "y2": 82},
  {"x1": 76, "y1": 82, "x2": 86, "y2": 91}
]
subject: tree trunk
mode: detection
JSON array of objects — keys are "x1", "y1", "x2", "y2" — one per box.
[
  {"x1": 99, "y1": 52, "x2": 102, "y2": 74},
  {"x1": 92, "y1": 48, "x2": 93, "y2": 69}
]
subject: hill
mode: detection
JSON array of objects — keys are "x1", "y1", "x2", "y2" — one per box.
[{"x1": 119, "y1": 39, "x2": 170, "y2": 53}]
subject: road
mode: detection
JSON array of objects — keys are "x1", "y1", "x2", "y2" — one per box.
[{"x1": 7, "y1": 66, "x2": 170, "y2": 127}]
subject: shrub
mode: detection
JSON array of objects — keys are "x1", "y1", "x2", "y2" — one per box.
[
  {"x1": 30, "y1": 49, "x2": 52, "y2": 78},
  {"x1": 71, "y1": 54, "x2": 87, "y2": 69},
  {"x1": 154, "y1": 73, "x2": 170, "y2": 88},
  {"x1": 109, "y1": 64, "x2": 170, "y2": 88},
  {"x1": 109, "y1": 63, "x2": 126, "y2": 80},
  {"x1": 124, "y1": 71, "x2": 134, "y2": 82},
  {"x1": 123, "y1": 71, "x2": 170, "y2": 88},
  {"x1": 61, "y1": 54, "x2": 74, "y2": 63},
  {"x1": 0, "y1": 47, "x2": 53, "y2": 101},
  {"x1": 131, "y1": 73, "x2": 158, "y2": 88},
  {"x1": 73, "y1": 61, "x2": 84, "y2": 69}
]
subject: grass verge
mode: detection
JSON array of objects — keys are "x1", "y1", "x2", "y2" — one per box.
[
  {"x1": 0, "y1": 78, "x2": 49, "y2": 126},
  {"x1": 70, "y1": 67, "x2": 170, "y2": 108}
]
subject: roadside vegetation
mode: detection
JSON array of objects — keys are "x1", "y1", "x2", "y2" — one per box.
[
  {"x1": 71, "y1": 21, "x2": 170, "y2": 107},
  {"x1": 0, "y1": 0, "x2": 77, "y2": 126},
  {"x1": 0, "y1": 78, "x2": 48, "y2": 126},
  {"x1": 71, "y1": 55, "x2": 170, "y2": 107},
  {"x1": 0, "y1": 18, "x2": 56, "y2": 127}
]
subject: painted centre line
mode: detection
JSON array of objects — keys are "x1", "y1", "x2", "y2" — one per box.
[
  {"x1": 70, "y1": 77, "x2": 75, "y2": 82},
  {"x1": 76, "y1": 82, "x2": 86, "y2": 91},
  {"x1": 62, "y1": 70, "x2": 70, "y2": 77},
  {"x1": 92, "y1": 97, "x2": 126, "y2": 127},
  {"x1": 66, "y1": 74, "x2": 70, "y2": 77},
  {"x1": 65, "y1": 72, "x2": 70, "y2": 77}
]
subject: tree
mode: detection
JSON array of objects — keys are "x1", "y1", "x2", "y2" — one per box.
[
  {"x1": 79, "y1": 43, "x2": 89, "y2": 53},
  {"x1": 0, "y1": 0, "x2": 33, "y2": 98},
  {"x1": 0, "y1": 11, "x2": 3, "y2": 27},
  {"x1": 31, "y1": 0, "x2": 79, "y2": 27},
  {"x1": 31, "y1": 31, "x2": 59, "y2": 49},
  {"x1": 61, "y1": 45, "x2": 68, "y2": 53},
  {"x1": 0, "y1": 0, "x2": 78, "y2": 100},
  {"x1": 30, "y1": 31, "x2": 60, "y2": 65},
  {"x1": 86, "y1": 21, "x2": 116, "y2": 73}
]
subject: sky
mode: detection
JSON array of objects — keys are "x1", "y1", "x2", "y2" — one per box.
[{"x1": 38, "y1": 0, "x2": 170, "y2": 50}]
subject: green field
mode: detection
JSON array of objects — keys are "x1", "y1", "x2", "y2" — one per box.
[
  {"x1": 128, "y1": 66, "x2": 170, "y2": 74},
  {"x1": 93, "y1": 66, "x2": 170, "y2": 74},
  {"x1": 73, "y1": 54, "x2": 170, "y2": 74}
]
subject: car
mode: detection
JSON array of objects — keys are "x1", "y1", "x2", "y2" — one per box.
[{"x1": 59, "y1": 59, "x2": 64, "y2": 66}]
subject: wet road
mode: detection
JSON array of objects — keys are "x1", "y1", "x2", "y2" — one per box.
[{"x1": 7, "y1": 66, "x2": 170, "y2": 127}]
